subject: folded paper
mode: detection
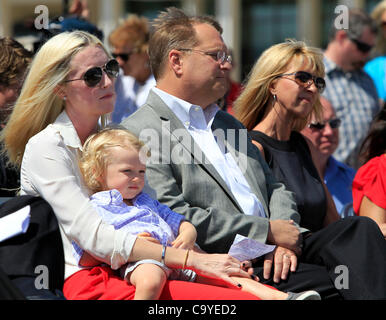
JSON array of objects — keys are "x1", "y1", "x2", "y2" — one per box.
[{"x1": 228, "y1": 234, "x2": 276, "y2": 261}]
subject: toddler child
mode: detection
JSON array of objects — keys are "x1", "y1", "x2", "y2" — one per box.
[{"x1": 75, "y1": 128, "x2": 321, "y2": 300}]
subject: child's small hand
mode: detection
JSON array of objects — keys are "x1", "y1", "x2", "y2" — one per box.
[
  {"x1": 172, "y1": 221, "x2": 197, "y2": 249},
  {"x1": 137, "y1": 232, "x2": 160, "y2": 244},
  {"x1": 172, "y1": 233, "x2": 195, "y2": 249}
]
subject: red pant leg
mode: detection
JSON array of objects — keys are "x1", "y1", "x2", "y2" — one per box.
[
  {"x1": 63, "y1": 266, "x2": 260, "y2": 300},
  {"x1": 63, "y1": 266, "x2": 136, "y2": 300}
]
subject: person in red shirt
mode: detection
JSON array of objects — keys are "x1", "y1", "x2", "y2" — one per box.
[{"x1": 352, "y1": 108, "x2": 386, "y2": 237}]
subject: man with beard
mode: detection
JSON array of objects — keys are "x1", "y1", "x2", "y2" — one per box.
[{"x1": 323, "y1": 9, "x2": 380, "y2": 169}]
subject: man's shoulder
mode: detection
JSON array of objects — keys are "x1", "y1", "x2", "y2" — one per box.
[
  {"x1": 121, "y1": 103, "x2": 159, "y2": 131},
  {"x1": 327, "y1": 156, "x2": 356, "y2": 180},
  {"x1": 323, "y1": 55, "x2": 373, "y2": 81}
]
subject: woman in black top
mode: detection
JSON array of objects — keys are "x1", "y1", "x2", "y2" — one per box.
[
  {"x1": 248, "y1": 131, "x2": 327, "y2": 232},
  {"x1": 234, "y1": 40, "x2": 339, "y2": 232},
  {"x1": 230, "y1": 41, "x2": 386, "y2": 301}
]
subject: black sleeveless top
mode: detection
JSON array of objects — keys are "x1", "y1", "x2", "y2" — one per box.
[{"x1": 249, "y1": 130, "x2": 326, "y2": 232}]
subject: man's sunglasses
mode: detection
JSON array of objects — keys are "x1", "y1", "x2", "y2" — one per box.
[
  {"x1": 349, "y1": 38, "x2": 373, "y2": 53},
  {"x1": 308, "y1": 118, "x2": 341, "y2": 130},
  {"x1": 65, "y1": 59, "x2": 119, "y2": 87},
  {"x1": 112, "y1": 52, "x2": 134, "y2": 62},
  {"x1": 276, "y1": 71, "x2": 326, "y2": 93}
]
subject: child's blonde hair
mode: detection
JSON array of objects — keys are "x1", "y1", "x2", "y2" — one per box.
[{"x1": 79, "y1": 128, "x2": 149, "y2": 193}]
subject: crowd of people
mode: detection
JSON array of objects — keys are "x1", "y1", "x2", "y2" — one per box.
[{"x1": 0, "y1": 0, "x2": 386, "y2": 300}]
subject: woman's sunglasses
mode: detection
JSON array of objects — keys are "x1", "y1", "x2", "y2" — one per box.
[
  {"x1": 65, "y1": 59, "x2": 119, "y2": 87},
  {"x1": 112, "y1": 52, "x2": 133, "y2": 62},
  {"x1": 308, "y1": 118, "x2": 341, "y2": 130},
  {"x1": 277, "y1": 71, "x2": 326, "y2": 93}
]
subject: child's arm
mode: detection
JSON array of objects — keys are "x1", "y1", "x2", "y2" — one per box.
[{"x1": 171, "y1": 221, "x2": 197, "y2": 249}]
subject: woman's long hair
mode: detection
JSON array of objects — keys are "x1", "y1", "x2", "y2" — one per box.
[
  {"x1": 358, "y1": 107, "x2": 386, "y2": 166},
  {"x1": 0, "y1": 30, "x2": 111, "y2": 167},
  {"x1": 234, "y1": 39, "x2": 325, "y2": 132}
]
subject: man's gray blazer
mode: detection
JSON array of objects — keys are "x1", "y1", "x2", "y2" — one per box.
[{"x1": 121, "y1": 90, "x2": 303, "y2": 253}]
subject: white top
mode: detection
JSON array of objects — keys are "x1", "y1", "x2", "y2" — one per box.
[
  {"x1": 136, "y1": 74, "x2": 156, "y2": 108},
  {"x1": 20, "y1": 110, "x2": 136, "y2": 279},
  {"x1": 152, "y1": 87, "x2": 267, "y2": 218}
]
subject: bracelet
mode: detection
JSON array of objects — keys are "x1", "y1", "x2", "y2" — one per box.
[
  {"x1": 161, "y1": 245, "x2": 166, "y2": 265},
  {"x1": 182, "y1": 249, "x2": 190, "y2": 270}
]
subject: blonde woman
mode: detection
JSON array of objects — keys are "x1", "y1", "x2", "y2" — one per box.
[
  {"x1": 0, "y1": 30, "x2": 258, "y2": 300},
  {"x1": 234, "y1": 40, "x2": 340, "y2": 231},
  {"x1": 233, "y1": 40, "x2": 386, "y2": 299}
]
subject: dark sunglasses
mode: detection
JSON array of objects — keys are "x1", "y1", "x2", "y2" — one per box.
[
  {"x1": 65, "y1": 59, "x2": 119, "y2": 87},
  {"x1": 277, "y1": 71, "x2": 326, "y2": 93},
  {"x1": 349, "y1": 38, "x2": 373, "y2": 53},
  {"x1": 112, "y1": 52, "x2": 133, "y2": 62},
  {"x1": 308, "y1": 118, "x2": 341, "y2": 130}
]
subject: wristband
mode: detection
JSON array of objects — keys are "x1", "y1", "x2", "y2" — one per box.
[
  {"x1": 182, "y1": 249, "x2": 190, "y2": 270},
  {"x1": 161, "y1": 245, "x2": 166, "y2": 265}
]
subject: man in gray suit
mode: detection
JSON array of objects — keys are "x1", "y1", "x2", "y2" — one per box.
[{"x1": 122, "y1": 7, "x2": 386, "y2": 299}]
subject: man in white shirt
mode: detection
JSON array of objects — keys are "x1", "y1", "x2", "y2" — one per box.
[
  {"x1": 122, "y1": 7, "x2": 386, "y2": 299},
  {"x1": 124, "y1": 8, "x2": 297, "y2": 255}
]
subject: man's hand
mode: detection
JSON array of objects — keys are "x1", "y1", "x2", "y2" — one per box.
[
  {"x1": 267, "y1": 219, "x2": 302, "y2": 254},
  {"x1": 263, "y1": 246, "x2": 298, "y2": 283}
]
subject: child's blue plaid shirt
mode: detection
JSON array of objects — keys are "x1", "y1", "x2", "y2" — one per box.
[{"x1": 72, "y1": 189, "x2": 185, "y2": 264}]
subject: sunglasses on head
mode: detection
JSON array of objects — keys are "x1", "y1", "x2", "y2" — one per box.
[
  {"x1": 112, "y1": 52, "x2": 134, "y2": 62},
  {"x1": 277, "y1": 71, "x2": 326, "y2": 93},
  {"x1": 349, "y1": 38, "x2": 373, "y2": 53},
  {"x1": 65, "y1": 59, "x2": 119, "y2": 87},
  {"x1": 308, "y1": 118, "x2": 341, "y2": 130}
]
